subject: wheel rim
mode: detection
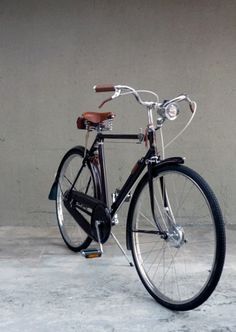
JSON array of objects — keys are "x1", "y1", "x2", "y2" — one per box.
[
  {"x1": 57, "y1": 153, "x2": 94, "y2": 248},
  {"x1": 132, "y1": 169, "x2": 217, "y2": 306}
]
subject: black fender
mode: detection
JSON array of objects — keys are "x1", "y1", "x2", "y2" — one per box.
[
  {"x1": 48, "y1": 145, "x2": 101, "y2": 201},
  {"x1": 126, "y1": 156, "x2": 184, "y2": 250}
]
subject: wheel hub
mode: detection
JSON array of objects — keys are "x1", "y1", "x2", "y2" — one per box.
[{"x1": 166, "y1": 225, "x2": 186, "y2": 248}]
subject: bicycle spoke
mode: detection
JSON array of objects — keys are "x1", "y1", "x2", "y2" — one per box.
[
  {"x1": 64, "y1": 174, "x2": 73, "y2": 187},
  {"x1": 56, "y1": 151, "x2": 95, "y2": 251},
  {"x1": 139, "y1": 211, "x2": 156, "y2": 227},
  {"x1": 131, "y1": 165, "x2": 224, "y2": 310},
  {"x1": 85, "y1": 177, "x2": 92, "y2": 195}
]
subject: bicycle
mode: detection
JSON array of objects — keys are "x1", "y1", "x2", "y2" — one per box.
[{"x1": 49, "y1": 84, "x2": 226, "y2": 311}]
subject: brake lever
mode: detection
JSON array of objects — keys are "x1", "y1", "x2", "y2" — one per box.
[
  {"x1": 185, "y1": 96, "x2": 197, "y2": 114},
  {"x1": 98, "y1": 97, "x2": 113, "y2": 109},
  {"x1": 98, "y1": 89, "x2": 121, "y2": 109},
  {"x1": 189, "y1": 101, "x2": 197, "y2": 114}
]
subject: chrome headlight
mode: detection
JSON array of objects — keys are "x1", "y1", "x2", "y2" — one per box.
[{"x1": 164, "y1": 103, "x2": 179, "y2": 120}]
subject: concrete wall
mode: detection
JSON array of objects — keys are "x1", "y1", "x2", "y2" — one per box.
[{"x1": 0, "y1": 0, "x2": 235, "y2": 226}]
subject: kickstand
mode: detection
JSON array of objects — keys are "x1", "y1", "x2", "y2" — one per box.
[{"x1": 111, "y1": 232, "x2": 133, "y2": 267}]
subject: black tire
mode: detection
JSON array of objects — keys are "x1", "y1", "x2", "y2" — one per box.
[
  {"x1": 56, "y1": 146, "x2": 101, "y2": 252},
  {"x1": 128, "y1": 164, "x2": 225, "y2": 311}
]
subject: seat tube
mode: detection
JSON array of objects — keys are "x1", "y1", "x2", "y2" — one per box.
[{"x1": 98, "y1": 139, "x2": 109, "y2": 206}]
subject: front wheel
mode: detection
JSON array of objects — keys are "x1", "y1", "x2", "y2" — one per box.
[{"x1": 128, "y1": 164, "x2": 226, "y2": 311}]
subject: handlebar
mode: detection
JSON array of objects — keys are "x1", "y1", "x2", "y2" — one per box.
[
  {"x1": 94, "y1": 84, "x2": 158, "y2": 108},
  {"x1": 93, "y1": 84, "x2": 197, "y2": 116},
  {"x1": 93, "y1": 84, "x2": 197, "y2": 150}
]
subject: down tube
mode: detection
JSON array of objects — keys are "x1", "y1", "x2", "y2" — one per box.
[{"x1": 110, "y1": 155, "x2": 151, "y2": 219}]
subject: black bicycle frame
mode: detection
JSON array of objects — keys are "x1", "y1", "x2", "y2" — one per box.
[
  {"x1": 86, "y1": 132, "x2": 156, "y2": 219},
  {"x1": 48, "y1": 129, "x2": 184, "y2": 242},
  {"x1": 48, "y1": 127, "x2": 184, "y2": 240}
]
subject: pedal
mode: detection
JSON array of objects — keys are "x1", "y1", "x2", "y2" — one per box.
[
  {"x1": 81, "y1": 248, "x2": 102, "y2": 259},
  {"x1": 81, "y1": 221, "x2": 104, "y2": 259}
]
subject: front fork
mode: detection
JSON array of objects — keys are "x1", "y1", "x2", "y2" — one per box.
[
  {"x1": 147, "y1": 161, "x2": 167, "y2": 238},
  {"x1": 147, "y1": 160, "x2": 186, "y2": 247}
]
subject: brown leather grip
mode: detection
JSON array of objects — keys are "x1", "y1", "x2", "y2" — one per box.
[{"x1": 94, "y1": 84, "x2": 115, "y2": 92}]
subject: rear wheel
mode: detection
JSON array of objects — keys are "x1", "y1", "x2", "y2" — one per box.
[
  {"x1": 129, "y1": 164, "x2": 225, "y2": 311},
  {"x1": 56, "y1": 147, "x2": 100, "y2": 252}
]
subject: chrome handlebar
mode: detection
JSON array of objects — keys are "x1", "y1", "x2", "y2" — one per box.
[
  {"x1": 94, "y1": 84, "x2": 197, "y2": 120},
  {"x1": 113, "y1": 85, "x2": 158, "y2": 107}
]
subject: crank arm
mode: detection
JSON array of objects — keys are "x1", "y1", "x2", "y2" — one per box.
[{"x1": 63, "y1": 199, "x2": 96, "y2": 241}]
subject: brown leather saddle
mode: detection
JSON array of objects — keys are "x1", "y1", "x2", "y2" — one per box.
[{"x1": 77, "y1": 112, "x2": 115, "y2": 129}]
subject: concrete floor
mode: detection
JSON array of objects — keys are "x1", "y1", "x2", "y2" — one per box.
[{"x1": 0, "y1": 225, "x2": 235, "y2": 332}]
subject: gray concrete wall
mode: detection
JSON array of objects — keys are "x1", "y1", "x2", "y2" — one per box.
[{"x1": 0, "y1": 0, "x2": 235, "y2": 226}]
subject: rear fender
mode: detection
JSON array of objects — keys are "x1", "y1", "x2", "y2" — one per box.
[
  {"x1": 48, "y1": 180, "x2": 58, "y2": 200},
  {"x1": 48, "y1": 146, "x2": 86, "y2": 201}
]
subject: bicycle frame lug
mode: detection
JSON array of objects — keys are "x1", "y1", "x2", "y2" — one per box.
[
  {"x1": 146, "y1": 156, "x2": 160, "y2": 165},
  {"x1": 111, "y1": 194, "x2": 119, "y2": 225},
  {"x1": 112, "y1": 190, "x2": 119, "y2": 201},
  {"x1": 112, "y1": 189, "x2": 132, "y2": 204},
  {"x1": 137, "y1": 130, "x2": 144, "y2": 144},
  {"x1": 156, "y1": 118, "x2": 164, "y2": 130}
]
